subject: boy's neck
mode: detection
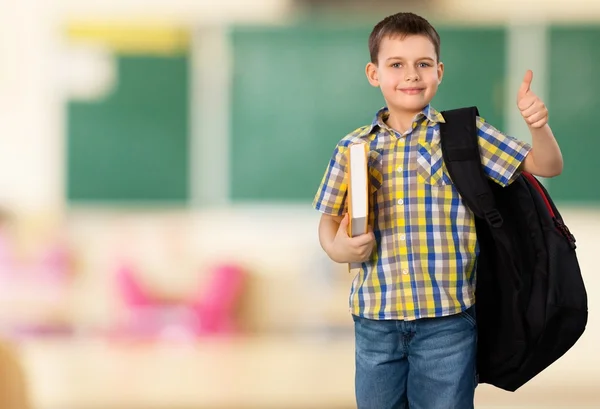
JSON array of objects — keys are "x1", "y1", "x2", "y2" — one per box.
[{"x1": 385, "y1": 107, "x2": 424, "y2": 135}]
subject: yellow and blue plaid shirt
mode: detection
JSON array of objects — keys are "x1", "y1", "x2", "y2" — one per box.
[{"x1": 313, "y1": 105, "x2": 531, "y2": 321}]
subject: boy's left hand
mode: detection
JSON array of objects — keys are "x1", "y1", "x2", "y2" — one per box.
[{"x1": 517, "y1": 70, "x2": 548, "y2": 129}]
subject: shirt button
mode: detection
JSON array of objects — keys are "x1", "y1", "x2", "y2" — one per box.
[
  {"x1": 397, "y1": 199, "x2": 404, "y2": 205},
  {"x1": 400, "y1": 234, "x2": 406, "y2": 241},
  {"x1": 402, "y1": 269, "x2": 408, "y2": 275},
  {"x1": 397, "y1": 166, "x2": 403, "y2": 173}
]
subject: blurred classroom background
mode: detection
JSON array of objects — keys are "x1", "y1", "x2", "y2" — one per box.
[{"x1": 0, "y1": 0, "x2": 599, "y2": 408}]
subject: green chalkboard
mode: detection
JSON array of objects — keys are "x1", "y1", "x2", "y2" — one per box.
[
  {"x1": 548, "y1": 27, "x2": 600, "y2": 204},
  {"x1": 230, "y1": 26, "x2": 381, "y2": 202},
  {"x1": 67, "y1": 54, "x2": 189, "y2": 203},
  {"x1": 432, "y1": 28, "x2": 506, "y2": 129},
  {"x1": 230, "y1": 24, "x2": 506, "y2": 202}
]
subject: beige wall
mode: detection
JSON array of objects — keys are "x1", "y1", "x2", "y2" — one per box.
[
  {"x1": 437, "y1": 0, "x2": 600, "y2": 23},
  {"x1": 0, "y1": 1, "x2": 63, "y2": 215}
]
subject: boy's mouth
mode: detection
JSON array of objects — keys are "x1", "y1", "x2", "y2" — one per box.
[{"x1": 399, "y1": 88, "x2": 425, "y2": 95}]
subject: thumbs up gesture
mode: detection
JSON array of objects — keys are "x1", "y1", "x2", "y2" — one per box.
[{"x1": 517, "y1": 70, "x2": 548, "y2": 129}]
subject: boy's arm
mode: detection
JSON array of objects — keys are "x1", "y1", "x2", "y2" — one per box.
[
  {"x1": 517, "y1": 70, "x2": 564, "y2": 178},
  {"x1": 313, "y1": 140, "x2": 375, "y2": 264},
  {"x1": 318, "y1": 213, "x2": 375, "y2": 264},
  {"x1": 521, "y1": 124, "x2": 563, "y2": 177}
]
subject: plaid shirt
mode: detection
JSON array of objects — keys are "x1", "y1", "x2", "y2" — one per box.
[{"x1": 313, "y1": 105, "x2": 531, "y2": 321}]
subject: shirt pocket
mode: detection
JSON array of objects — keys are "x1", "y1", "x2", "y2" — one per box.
[
  {"x1": 368, "y1": 149, "x2": 383, "y2": 195},
  {"x1": 416, "y1": 141, "x2": 452, "y2": 186}
]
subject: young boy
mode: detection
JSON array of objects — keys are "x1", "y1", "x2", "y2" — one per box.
[{"x1": 312, "y1": 12, "x2": 563, "y2": 409}]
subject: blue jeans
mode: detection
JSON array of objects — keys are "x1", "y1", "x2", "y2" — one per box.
[{"x1": 353, "y1": 307, "x2": 478, "y2": 409}]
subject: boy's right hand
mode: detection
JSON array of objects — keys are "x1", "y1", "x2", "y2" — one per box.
[{"x1": 329, "y1": 214, "x2": 376, "y2": 263}]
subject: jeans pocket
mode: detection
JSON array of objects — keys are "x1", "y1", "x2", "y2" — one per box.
[{"x1": 459, "y1": 307, "x2": 477, "y2": 328}]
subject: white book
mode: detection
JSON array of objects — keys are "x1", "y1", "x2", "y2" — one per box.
[{"x1": 347, "y1": 142, "x2": 369, "y2": 237}]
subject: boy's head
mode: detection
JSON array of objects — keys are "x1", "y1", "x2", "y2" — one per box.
[
  {"x1": 366, "y1": 12, "x2": 444, "y2": 115},
  {"x1": 368, "y1": 13, "x2": 441, "y2": 65}
]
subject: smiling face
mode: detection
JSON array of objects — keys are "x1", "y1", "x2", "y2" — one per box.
[{"x1": 366, "y1": 34, "x2": 444, "y2": 116}]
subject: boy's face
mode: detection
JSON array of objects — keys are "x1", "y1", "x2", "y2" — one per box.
[{"x1": 366, "y1": 34, "x2": 443, "y2": 114}]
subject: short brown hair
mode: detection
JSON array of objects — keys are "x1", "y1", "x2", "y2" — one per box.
[{"x1": 369, "y1": 12, "x2": 441, "y2": 64}]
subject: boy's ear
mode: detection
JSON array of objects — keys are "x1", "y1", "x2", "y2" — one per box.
[
  {"x1": 365, "y1": 62, "x2": 379, "y2": 87},
  {"x1": 437, "y1": 62, "x2": 444, "y2": 84}
]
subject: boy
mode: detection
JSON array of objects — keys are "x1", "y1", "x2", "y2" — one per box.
[{"x1": 312, "y1": 12, "x2": 563, "y2": 409}]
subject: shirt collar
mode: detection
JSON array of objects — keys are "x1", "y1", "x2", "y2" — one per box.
[{"x1": 368, "y1": 104, "x2": 446, "y2": 133}]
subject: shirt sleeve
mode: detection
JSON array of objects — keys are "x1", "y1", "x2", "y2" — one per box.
[
  {"x1": 312, "y1": 143, "x2": 348, "y2": 216},
  {"x1": 476, "y1": 116, "x2": 532, "y2": 187}
]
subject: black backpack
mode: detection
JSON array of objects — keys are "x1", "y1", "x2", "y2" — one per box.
[{"x1": 439, "y1": 107, "x2": 588, "y2": 392}]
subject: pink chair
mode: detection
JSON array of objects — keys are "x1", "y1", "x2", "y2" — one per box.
[
  {"x1": 115, "y1": 263, "x2": 156, "y2": 308},
  {"x1": 113, "y1": 262, "x2": 247, "y2": 339},
  {"x1": 191, "y1": 263, "x2": 246, "y2": 334}
]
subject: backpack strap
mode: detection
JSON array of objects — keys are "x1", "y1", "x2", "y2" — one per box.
[{"x1": 439, "y1": 107, "x2": 504, "y2": 228}]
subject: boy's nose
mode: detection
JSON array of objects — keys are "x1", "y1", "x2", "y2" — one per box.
[{"x1": 405, "y1": 72, "x2": 420, "y2": 81}]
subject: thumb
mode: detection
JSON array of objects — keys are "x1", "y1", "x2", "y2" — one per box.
[
  {"x1": 518, "y1": 69, "x2": 533, "y2": 99},
  {"x1": 339, "y1": 213, "x2": 349, "y2": 230}
]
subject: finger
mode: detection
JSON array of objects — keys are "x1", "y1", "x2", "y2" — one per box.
[
  {"x1": 517, "y1": 96, "x2": 536, "y2": 112},
  {"x1": 351, "y1": 232, "x2": 375, "y2": 247},
  {"x1": 356, "y1": 245, "x2": 374, "y2": 260},
  {"x1": 358, "y1": 237, "x2": 376, "y2": 255},
  {"x1": 364, "y1": 231, "x2": 376, "y2": 244},
  {"x1": 352, "y1": 254, "x2": 370, "y2": 263},
  {"x1": 517, "y1": 69, "x2": 533, "y2": 100},
  {"x1": 524, "y1": 110, "x2": 548, "y2": 126},
  {"x1": 337, "y1": 214, "x2": 350, "y2": 237},
  {"x1": 358, "y1": 252, "x2": 372, "y2": 262},
  {"x1": 521, "y1": 101, "x2": 546, "y2": 118},
  {"x1": 338, "y1": 214, "x2": 349, "y2": 231},
  {"x1": 529, "y1": 117, "x2": 548, "y2": 129},
  {"x1": 356, "y1": 237, "x2": 375, "y2": 251}
]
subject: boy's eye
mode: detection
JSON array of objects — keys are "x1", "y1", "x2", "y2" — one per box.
[{"x1": 391, "y1": 62, "x2": 431, "y2": 68}]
